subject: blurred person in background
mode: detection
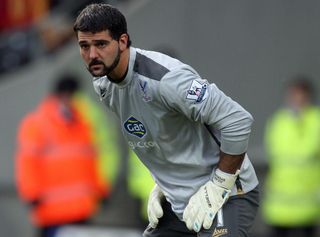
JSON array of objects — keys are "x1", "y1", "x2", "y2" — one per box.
[
  {"x1": 262, "y1": 76, "x2": 320, "y2": 237},
  {"x1": 73, "y1": 3, "x2": 259, "y2": 237},
  {"x1": 15, "y1": 74, "x2": 110, "y2": 237}
]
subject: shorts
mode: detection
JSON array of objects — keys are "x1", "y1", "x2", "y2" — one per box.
[{"x1": 143, "y1": 186, "x2": 259, "y2": 237}]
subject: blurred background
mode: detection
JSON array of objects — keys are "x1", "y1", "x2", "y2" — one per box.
[{"x1": 1, "y1": 0, "x2": 320, "y2": 236}]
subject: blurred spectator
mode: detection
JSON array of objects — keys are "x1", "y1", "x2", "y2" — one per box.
[
  {"x1": 15, "y1": 74, "x2": 110, "y2": 237},
  {"x1": 262, "y1": 75, "x2": 320, "y2": 237}
]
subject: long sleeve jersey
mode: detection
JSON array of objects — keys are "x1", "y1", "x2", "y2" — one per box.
[{"x1": 92, "y1": 47, "x2": 259, "y2": 219}]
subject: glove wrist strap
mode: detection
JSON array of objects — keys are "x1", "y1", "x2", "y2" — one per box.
[
  {"x1": 153, "y1": 184, "x2": 164, "y2": 198},
  {"x1": 213, "y1": 169, "x2": 240, "y2": 190}
]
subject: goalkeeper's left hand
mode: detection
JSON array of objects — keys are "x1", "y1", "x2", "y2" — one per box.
[{"x1": 182, "y1": 169, "x2": 239, "y2": 232}]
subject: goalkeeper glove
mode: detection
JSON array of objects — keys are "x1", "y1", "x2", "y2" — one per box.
[
  {"x1": 147, "y1": 184, "x2": 164, "y2": 228},
  {"x1": 183, "y1": 169, "x2": 239, "y2": 232}
]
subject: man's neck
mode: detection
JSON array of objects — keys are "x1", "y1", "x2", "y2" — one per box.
[{"x1": 108, "y1": 65, "x2": 128, "y2": 83}]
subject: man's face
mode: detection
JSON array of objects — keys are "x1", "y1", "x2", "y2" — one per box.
[
  {"x1": 286, "y1": 86, "x2": 310, "y2": 110},
  {"x1": 77, "y1": 30, "x2": 120, "y2": 77}
]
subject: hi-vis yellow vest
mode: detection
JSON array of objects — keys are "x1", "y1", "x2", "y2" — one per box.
[
  {"x1": 263, "y1": 106, "x2": 320, "y2": 226},
  {"x1": 128, "y1": 150, "x2": 155, "y2": 220},
  {"x1": 73, "y1": 93, "x2": 121, "y2": 190}
]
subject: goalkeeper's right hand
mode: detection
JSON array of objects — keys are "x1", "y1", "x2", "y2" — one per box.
[{"x1": 147, "y1": 184, "x2": 164, "y2": 228}]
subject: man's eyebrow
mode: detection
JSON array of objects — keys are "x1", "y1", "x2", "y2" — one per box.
[
  {"x1": 93, "y1": 39, "x2": 110, "y2": 44},
  {"x1": 78, "y1": 40, "x2": 88, "y2": 45},
  {"x1": 78, "y1": 39, "x2": 110, "y2": 44}
]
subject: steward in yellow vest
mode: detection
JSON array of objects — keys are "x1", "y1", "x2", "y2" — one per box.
[{"x1": 262, "y1": 77, "x2": 320, "y2": 237}]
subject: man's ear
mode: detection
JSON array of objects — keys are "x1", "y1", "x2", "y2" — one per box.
[{"x1": 119, "y1": 34, "x2": 129, "y2": 51}]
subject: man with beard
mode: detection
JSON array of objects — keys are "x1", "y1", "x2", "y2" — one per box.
[{"x1": 73, "y1": 3, "x2": 259, "y2": 237}]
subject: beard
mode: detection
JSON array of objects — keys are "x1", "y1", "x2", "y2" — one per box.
[{"x1": 87, "y1": 47, "x2": 121, "y2": 77}]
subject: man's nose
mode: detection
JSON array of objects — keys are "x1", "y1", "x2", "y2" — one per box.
[{"x1": 89, "y1": 47, "x2": 98, "y2": 59}]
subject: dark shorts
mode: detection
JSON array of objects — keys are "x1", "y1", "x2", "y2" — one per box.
[{"x1": 143, "y1": 186, "x2": 259, "y2": 237}]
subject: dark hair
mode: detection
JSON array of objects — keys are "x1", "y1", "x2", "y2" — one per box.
[
  {"x1": 73, "y1": 3, "x2": 131, "y2": 47},
  {"x1": 288, "y1": 75, "x2": 313, "y2": 93},
  {"x1": 52, "y1": 74, "x2": 80, "y2": 95},
  {"x1": 286, "y1": 75, "x2": 315, "y2": 101}
]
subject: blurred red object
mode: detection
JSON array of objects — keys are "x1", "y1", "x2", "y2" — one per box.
[{"x1": 0, "y1": 0, "x2": 49, "y2": 32}]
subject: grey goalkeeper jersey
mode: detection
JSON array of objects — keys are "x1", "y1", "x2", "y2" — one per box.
[{"x1": 93, "y1": 47, "x2": 259, "y2": 219}]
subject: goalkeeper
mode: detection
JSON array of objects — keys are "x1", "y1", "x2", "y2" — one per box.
[{"x1": 73, "y1": 3, "x2": 259, "y2": 237}]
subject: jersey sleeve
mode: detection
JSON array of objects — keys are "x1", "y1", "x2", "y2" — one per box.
[{"x1": 159, "y1": 67, "x2": 253, "y2": 155}]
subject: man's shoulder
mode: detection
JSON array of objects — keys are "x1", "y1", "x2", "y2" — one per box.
[
  {"x1": 18, "y1": 108, "x2": 44, "y2": 133},
  {"x1": 133, "y1": 47, "x2": 188, "y2": 81}
]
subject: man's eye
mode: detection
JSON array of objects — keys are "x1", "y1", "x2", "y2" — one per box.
[
  {"x1": 80, "y1": 44, "x2": 89, "y2": 50},
  {"x1": 96, "y1": 42, "x2": 107, "y2": 48}
]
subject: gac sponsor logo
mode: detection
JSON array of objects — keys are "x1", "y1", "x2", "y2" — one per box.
[
  {"x1": 128, "y1": 141, "x2": 159, "y2": 150},
  {"x1": 124, "y1": 116, "x2": 146, "y2": 138}
]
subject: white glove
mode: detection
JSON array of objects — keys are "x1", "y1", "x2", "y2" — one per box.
[
  {"x1": 147, "y1": 184, "x2": 164, "y2": 228},
  {"x1": 183, "y1": 169, "x2": 239, "y2": 232}
]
